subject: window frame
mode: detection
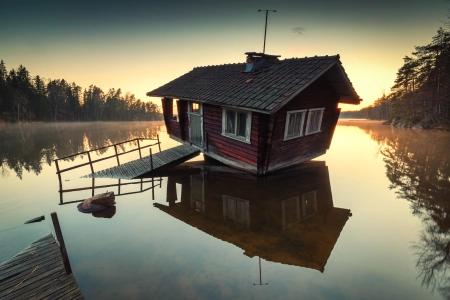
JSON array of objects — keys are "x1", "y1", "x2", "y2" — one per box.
[
  {"x1": 301, "y1": 190, "x2": 318, "y2": 219},
  {"x1": 283, "y1": 109, "x2": 307, "y2": 141},
  {"x1": 281, "y1": 196, "x2": 301, "y2": 229},
  {"x1": 221, "y1": 108, "x2": 252, "y2": 144},
  {"x1": 222, "y1": 195, "x2": 250, "y2": 228},
  {"x1": 305, "y1": 108, "x2": 325, "y2": 135}
]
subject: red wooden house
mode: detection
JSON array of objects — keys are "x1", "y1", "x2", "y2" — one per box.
[{"x1": 147, "y1": 52, "x2": 361, "y2": 175}]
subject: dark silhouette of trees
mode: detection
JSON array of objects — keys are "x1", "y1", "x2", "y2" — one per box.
[
  {"x1": 0, "y1": 61, "x2": 162, "y2": 122},
  {"x1": 0, "y1": 122, "x2": 164, "y2": 179},
  {"x1": 341, "y1": 26, "x2": 450, "y2": 128}
]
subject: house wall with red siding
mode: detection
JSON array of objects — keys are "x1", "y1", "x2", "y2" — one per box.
[
  {"x1": 266, "y1": 77, "x2": 341, "y2": 173},
  {"x1": 162, "y1": 98, "x2": 188, "y2": 141},
  {"x1": 202, "y1": 104, "x2": 260, "y2": 171}
]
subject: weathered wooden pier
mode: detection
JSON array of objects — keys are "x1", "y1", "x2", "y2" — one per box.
[
  {"x1": 0, "y1": 213, "x2": 83, "y2": 299},
  {"x1": 81, "y1": 144, "x2": 200, "y2": 179},
  {"x1": 55, "y1": 136, "x2": 200, "y2": 181}
]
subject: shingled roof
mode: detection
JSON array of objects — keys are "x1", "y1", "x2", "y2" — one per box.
[{"x1": 147, "y1": 54, "x2": 361, "y2": 114}]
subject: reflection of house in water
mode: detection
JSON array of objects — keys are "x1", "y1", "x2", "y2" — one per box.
[{"x1": 154, "y1": 161, "x2": 351, "y2": 272}]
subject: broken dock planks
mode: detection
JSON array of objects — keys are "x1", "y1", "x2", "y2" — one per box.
[
  {"x1": 81, "y1": 144, "x2": 200, "y2": 180},
  {"x1": 0, "y1": 233, "x2": 84, "y2": 299}
]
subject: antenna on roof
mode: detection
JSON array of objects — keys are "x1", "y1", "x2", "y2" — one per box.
[{"x1": 258, "y1": 9, "x2": 276, "y2": 54}]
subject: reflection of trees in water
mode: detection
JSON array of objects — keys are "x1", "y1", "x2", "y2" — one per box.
[
  {"x1": 340, "y1": 121, "x2": 450, "y2": 296},
  {"x1": 414, "y1": 222, "x2": 450, "y2": 297},
  {"x1": 0, "y1": 122, "x2": 163, "y2": 179}
]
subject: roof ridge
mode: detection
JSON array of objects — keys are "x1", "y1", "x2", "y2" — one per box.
[
  {"x1": 194, "y1": 62, "x2": 243, "y2": 69},
  {"x1": 282, "y1": 54, "x2": 340, "y2": 61}
]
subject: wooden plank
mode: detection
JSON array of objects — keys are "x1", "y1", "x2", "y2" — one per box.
[
  {"x1": 0, "y1": 253, "x2": 59, "y2": 289},
  {"x1": 4, "y1": 273, "x2": 74, "y2": 300},
  {"x1": 0, "y1": 234, "x2": 84, "y2": 300},
  {"x1": 0, "y1": 262, "x2": 64, "y2": 296},
  {"x1": 0, "y1": 245, "x2": 60, "y2": 274},
  {"x1": 0, "y1": 249, "x2": 61, "y2": 282},
  {"x1": 82, "y1": 145, "x2": 200, "y2": 179}
]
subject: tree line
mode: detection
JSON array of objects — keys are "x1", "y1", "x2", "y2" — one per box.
[
  {"x1": 1, "y1": 122, "x2": 163, "y2": 179},
  {"x1": 0, "y1": 61, "x2": 162, "y2": 122},
  {"x1": 341, "y1": 24, "x2": 450, "y2": 129}
]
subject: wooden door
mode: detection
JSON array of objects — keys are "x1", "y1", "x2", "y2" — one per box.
[{"x1": 188, "y1": 102, "x2": 203, "y2": 147}]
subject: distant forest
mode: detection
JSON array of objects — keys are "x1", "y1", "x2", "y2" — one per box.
[
  {"x1": 0, "y1": 61, "x2": 162, "y2": 122},
  {"x1": 341, "y1": 21, "x2": 450, "y2": 129}
]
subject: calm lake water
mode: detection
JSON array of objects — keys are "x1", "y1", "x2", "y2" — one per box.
[{"x1": 1, "y1": 120, "x2": 449, "y2": 299}]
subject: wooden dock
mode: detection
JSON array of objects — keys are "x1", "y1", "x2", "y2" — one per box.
[
  {"x1": 0, "y1": 233, "x2": 83, "y2": 299},
  {"x1": 82, "y1": 144, "x2": 200, "y2": 179}
]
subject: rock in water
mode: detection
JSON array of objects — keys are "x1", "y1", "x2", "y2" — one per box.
[
  {"x1": 89, "y1": 191, "x2": 115, "y2": 206},
  {"x1": 78, "y1": 191, "x2": 116, "y2": 213}
]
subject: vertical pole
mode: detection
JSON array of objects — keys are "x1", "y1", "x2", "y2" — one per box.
[
  {"x1": 258, "y1": 9, "x2": 275, "y2": 54},
  {"x1": 152, "y1": 177, "x2": 155, "y2": 200},
  {"x1": 263, "y1": 10, "x2": 268, "y2": 54},
  {"x1": 137, "y1": 139, "x2": 142, "y2": 159},
  {"x1": 140, "y1": 178, "x2": 143, "y2": 192},
  {"x1": 150, "y1": 148, "x2": 154, "y2": 170},
  {"x1": 157, "y1": 134, "x2": 161, "y2": 152},
  {"x1": 51, "y1": 212, "x2": 72, "y2": 274},
  {"x1": 114, "y1": 145, "x2": 120, "y2": 166},
  {"x1": 55, "y1": 160, "x2": 63, "y2": 204},
  {"x1": 87, "y1": 152, "x2": 94, "y2": 174},
  {"x1": 259, "y1": 257, "x2": 262, "y2": 284},
  {"x1": 91, "y1": 177, "x2": 95, "y2": 197},
  {"x1": 118, "y1": 179, "x2": 121, "y2": 195}
]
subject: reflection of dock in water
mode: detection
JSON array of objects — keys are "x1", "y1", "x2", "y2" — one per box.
[
  {"x1": 58, "y1": 177, "x2": 164, "y2": 205},
  {"x1": 154, "y1": 161, "x2": 352, "y2": 272}
]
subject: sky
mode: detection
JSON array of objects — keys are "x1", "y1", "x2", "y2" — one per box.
[{"x1": 1, "y1": 0, "x2": 449, "y2": 111}]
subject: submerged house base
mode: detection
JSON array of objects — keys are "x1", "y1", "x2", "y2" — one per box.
[{"x1": 148, "y1": 52, "x2": 361, "y2": 174}]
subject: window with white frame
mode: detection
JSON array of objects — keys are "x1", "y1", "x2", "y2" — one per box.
[
  {"x1": 305, "y1": 108, "x2": 325, "y2": 135},
  {"x1": 284, "y1": 110, "x2": 306, "y2": 140},
  {"x1": 222, "y1": 108, "x2": 252, "y2": 143}
]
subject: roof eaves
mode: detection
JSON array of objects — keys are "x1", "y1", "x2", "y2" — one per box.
[
  {"x1": 268, "y1": 59, "x2": 339, "y2": 115},
  {"x1": 335, "y1": 63, "x2": 362, "y2": 104}
]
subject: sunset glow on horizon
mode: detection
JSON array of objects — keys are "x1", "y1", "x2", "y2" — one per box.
[{"x1": 1, "y1": 0, "x2": 448, "y2": 111}]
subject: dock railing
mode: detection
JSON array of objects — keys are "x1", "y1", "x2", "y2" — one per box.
[
  {"x1": 54, "y1": 135, "x2": 161, "y2": 196},
  {"x1": 59, "y1": 177, "x2": 163, "y2": 204}
]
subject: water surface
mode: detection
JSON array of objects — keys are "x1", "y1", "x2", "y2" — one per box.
[{"x1": 1, "y1": 120, "x2": 449, "y2": 299}]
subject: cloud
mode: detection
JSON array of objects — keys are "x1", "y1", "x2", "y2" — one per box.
[{"x1": 292, "y1": 27, "x2": 306, "y2": 35}]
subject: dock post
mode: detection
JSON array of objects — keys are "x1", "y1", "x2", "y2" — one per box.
[
  {"x1": 152, "y1": 177, "x2": 155, "y2": 200},
  {"x1": 157, "y1": 134, "x2": 161, "y2": 152},
  {"x1": 51, "y1": 212, "x2": 72, "y2": 274},
  {"x1": 137, "y1": 139, "x2": 142, "y2": 159},
  {"x1": 150, "y1": 148, "x2": 154, "y2": 170},
  {"x1": 87, "y1": 152, "x2": 94, "y2": 174},
  {"x1": 114, "y1": 145, "x2": 120, "y2": 166},
  {"x1": 55, "y1": 160, "x2": 63, "y2": 204}
]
